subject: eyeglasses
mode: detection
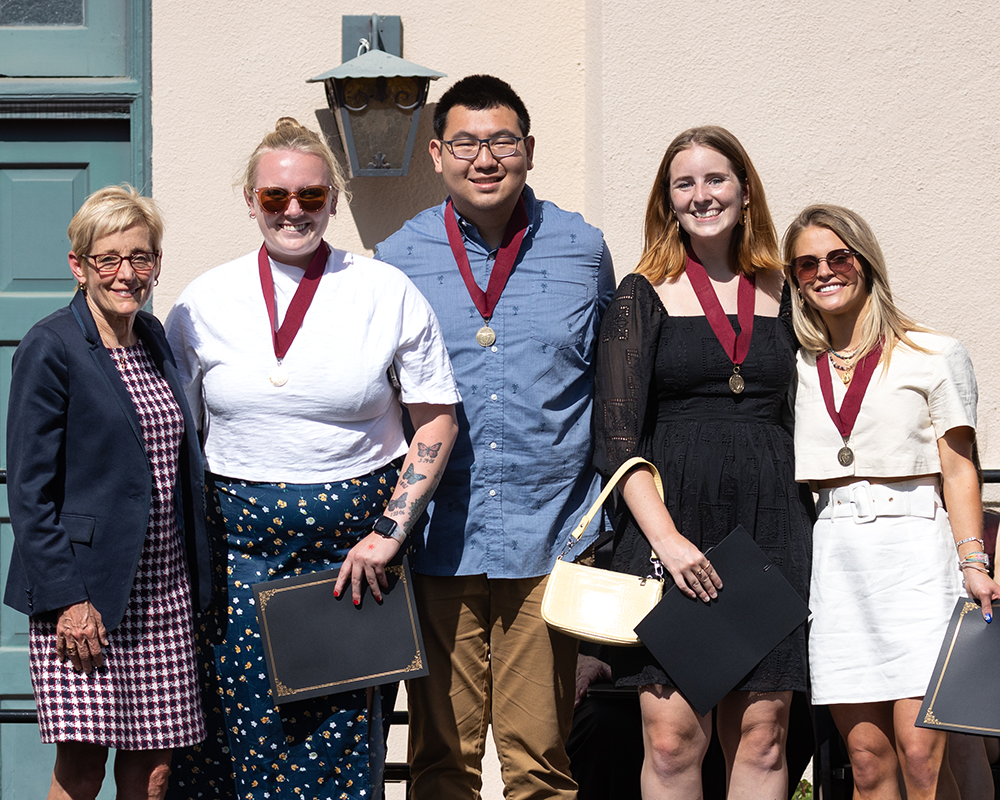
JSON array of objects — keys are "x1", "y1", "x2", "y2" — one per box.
[
  {"x1": 790, "y1": 249, "x2": 858, "y2": 283},
  {"x1": 253, "y1": 185, "x2": 333, "y2": 214},
  {"x1": 440, "y1": 136, "x2": 523, "y2": 161},
  {"x1": 83, "y1": 252, "x2": 160, "y2": 276}
]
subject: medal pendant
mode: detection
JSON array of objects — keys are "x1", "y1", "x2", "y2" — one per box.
[
  {"x1": 729, "y1": 372, "x2": 745, "y2": 394},
  {"x1": 476, "y1": 325, "x2": 496, "y2": 347},
  {"x1": 269, "y1": 365, "x2": 289, "y2": 387},
  {"x1": 837, "y1": 445, "x2": 855, "y2": 467}
]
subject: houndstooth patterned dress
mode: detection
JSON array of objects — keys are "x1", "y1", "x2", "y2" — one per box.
[{"x1": 28, "y1": 342, "x2": 205, "y2": 748}]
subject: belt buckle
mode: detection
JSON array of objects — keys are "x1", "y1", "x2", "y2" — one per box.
[{"x1": 850, "y1": 481, "x2": 876, "y2": 524}]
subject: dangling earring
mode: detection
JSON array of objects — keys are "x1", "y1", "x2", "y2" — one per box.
[
  {"x1": 77, "y1": 283, "x2": 86, "y2": 293},
  {"x1": 740, "y1": 202, "x2": 749, "y2": 226},
  {"x1": 248, "y1": 208, "x2": 256, "y2": 219},
  {"x1": 154, "y1": 278, "x2": 160, "y2": 287}
]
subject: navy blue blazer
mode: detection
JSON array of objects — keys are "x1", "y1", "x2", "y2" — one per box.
[{"x1": 4, "y1": 291, "x2": 212, "y2": 631}]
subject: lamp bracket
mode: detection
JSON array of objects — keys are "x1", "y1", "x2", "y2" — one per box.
[{"x1": 341, "y1": 14, "x2": 401, "y2": 61}]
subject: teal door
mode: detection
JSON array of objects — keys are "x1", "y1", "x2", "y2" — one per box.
[
  {"x1": 1, "y1": 0, "x2": 147, "y2": 795},
  {"x1": 0, "y1": 119, "x2": 133, "y2": 798}
]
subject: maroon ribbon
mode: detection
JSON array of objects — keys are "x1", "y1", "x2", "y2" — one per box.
[
  {"x1": 444, "y1": 196, "x2": 529, "y2": 324},
  {"x1": 816, "y1": 344, "x2": 883, "y2": 439},
  {"x1": 257, "y1": 241, "x2": 330, "y2": 361},
  {"x1": 684, "y1": 253, "x2": 756, "y2": 367}
]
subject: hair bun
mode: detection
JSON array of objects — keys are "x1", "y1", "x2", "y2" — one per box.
[{"x1": 275, "y1": 116, "x2": 301, "y2": 131}]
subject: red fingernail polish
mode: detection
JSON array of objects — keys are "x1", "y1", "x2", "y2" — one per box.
[
  {"x1": 353, "y1": 598, "x2": 359, "y2": 606},
  {"x1": 333, "y1": 590, "x2": 340, "y2": 598}
]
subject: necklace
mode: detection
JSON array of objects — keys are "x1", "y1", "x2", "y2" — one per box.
[
  {"x1": 684, "y1": 254, "x2": 756, "y2": 394},
  {"x1": 830, "y1": 344, "x2": 861, "y2": 361},
  {"x1": 444, "y1": 196, "x2": 529, "y2": 347},
  {"x1": 818, "y1": 344, "x2": 883, "y2": 466},
  {"x1": 829, "y1": 353, "x2": 855, "y2": 384}
]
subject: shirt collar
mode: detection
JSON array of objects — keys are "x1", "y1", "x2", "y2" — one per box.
[{"x1": 442, "y1": 185, "x2": 538, "y2": 251}]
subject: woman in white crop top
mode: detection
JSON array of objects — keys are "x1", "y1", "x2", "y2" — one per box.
[
  {"x1": 164, "y1": 118, "x2": 460, "y2": 800},
  {"x1": 783, "y1": 204, "x2": 999, "y2": 800}
]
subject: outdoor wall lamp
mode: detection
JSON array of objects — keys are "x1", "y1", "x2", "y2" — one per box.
[{"x1": 308, "y1": 14, "x2": 445, "y2": 177}]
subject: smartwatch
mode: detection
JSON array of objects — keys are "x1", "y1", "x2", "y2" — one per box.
[{"x1": 372, "y1": 515, "x2": 406, "y2": 544}]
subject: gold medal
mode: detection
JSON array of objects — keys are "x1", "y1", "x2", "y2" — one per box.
[
  {"x1": 476, "y1": 325, "x2": 496, "y2": 347},
  {"x1": 837, "y1": 445, "x2": 855, "y2": 466},
  {"x1": 729, "y1": 368, "x2": 745, "y2": 394},
  {"x1": 269, "y1": 364, "x2": 288, "y2": 387}
]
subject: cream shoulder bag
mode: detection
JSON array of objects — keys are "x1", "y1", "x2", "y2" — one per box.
[{"x1": 541, "y1": 457, "x2": 665, "y2": 646}]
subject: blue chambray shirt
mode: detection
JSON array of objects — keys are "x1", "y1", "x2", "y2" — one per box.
[{"x1": 375, "y1": 186, "x2": 615, "y2": 578}]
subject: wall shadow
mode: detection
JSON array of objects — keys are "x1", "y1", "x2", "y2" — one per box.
[{"x1": 314, "y1": 105, "x2": 447, "y2": 251}]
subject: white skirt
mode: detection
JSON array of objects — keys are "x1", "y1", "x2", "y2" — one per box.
[{"x1": 808, "y1": 478, "x2": 964, "y2": 705}]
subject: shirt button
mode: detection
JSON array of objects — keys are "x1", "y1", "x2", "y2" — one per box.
[
  {"x1": 490, "y1": 393, "x2": 498, "y2": 401},
  {"x1": 491, "y1": 345, "x2": 498, "y2": 353},
  {"x1": 490, "y1": 442, "x2": 497, "y2": 450},
  {"x1": 489, "y1": 489, "x2": 497, "y2": 497}
]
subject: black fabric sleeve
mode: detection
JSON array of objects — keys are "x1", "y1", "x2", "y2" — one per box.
[{"x1": 592, "y1": 273, "x2": 663, "y2": 479}]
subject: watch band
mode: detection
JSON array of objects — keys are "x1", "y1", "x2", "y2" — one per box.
[{"x1": 372, "y1": 515, "x2": 406, "y2": 544}]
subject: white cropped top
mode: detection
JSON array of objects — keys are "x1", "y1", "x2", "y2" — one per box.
[{"x1": 794, "y1": 331, "x2": 977, "y2": 482}]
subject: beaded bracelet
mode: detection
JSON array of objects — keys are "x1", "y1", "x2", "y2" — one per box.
[
  {"x1": 960, "y1": 562, "x2": 990, "y2": 574},
  {"x1": 956, "y1": 536, "x2": 985, "y2": 548}
]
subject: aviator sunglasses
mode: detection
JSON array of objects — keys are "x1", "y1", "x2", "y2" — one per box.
[
  {"x1": 790, "y1": 249, "x2": 858, "y2": 283},
  {"x1": 253, "y1": 185, "x2": 333, "y2": 214}
]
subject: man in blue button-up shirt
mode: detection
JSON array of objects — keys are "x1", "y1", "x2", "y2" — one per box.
[{"x1": 376, "y1": 74, "x2": 615, "y2": 800}]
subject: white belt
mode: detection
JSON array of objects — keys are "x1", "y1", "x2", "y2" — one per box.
[{"x1": 818, "y1": 478, "x2": 941, "y2": 524}]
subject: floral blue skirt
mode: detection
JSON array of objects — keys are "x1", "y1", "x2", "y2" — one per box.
[{"x1": 168, "y1": 465, "x2": 400, "y2": 800}]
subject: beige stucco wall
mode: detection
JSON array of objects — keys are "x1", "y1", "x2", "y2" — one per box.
[
  {"x1": 152, "y1": 2, "x2": 1000, "y2": 487},
  {"x1": 583, "y1": 0, "x2": 1000, "y2": 490},
  {"x1": 148, "y1": 1, "x2": 1000, "y2": 795}
]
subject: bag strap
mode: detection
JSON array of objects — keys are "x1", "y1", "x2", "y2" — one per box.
[{"x1": 560, "y1": 457, "x2": 663, "y2": 558}]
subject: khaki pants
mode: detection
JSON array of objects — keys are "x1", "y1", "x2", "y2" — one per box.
[{"x1": 408, "y1": 573, "x2": 579, "y2": 800}]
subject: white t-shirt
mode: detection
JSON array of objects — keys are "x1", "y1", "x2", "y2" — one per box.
[
  {"x1": 165, "y1": 247, "x2": 460, "y2": 484},
  {"x1": 794, "y1": 331, "x2": 977, "y2": 482}
]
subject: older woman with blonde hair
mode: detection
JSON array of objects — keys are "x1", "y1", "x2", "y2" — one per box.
[
  {"x1": 165, "y1": 117, "x2": 460, "y2": 800},
  {"x1": 784, "y1": 204, "x2": 1000, "y2": 800},
  {"x1": 5, "y1": 185, "x2": 212, "y2": 800},
  {"x1": 593, "y1": 126, "x2": 813, "y2": 799}
]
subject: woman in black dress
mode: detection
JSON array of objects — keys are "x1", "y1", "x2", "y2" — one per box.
[{"x1": 593, "y1": 126, "x2": 812, "y2": 799}]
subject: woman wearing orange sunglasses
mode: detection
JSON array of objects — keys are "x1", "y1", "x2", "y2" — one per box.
[
  {"x1": 164, "y1": 118, "x2": 459, "y2": 800},
  {"x1": 785, "y1": 204, "x2": 1000, "y2": 800}
]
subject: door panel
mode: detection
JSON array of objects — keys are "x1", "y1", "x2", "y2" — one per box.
[
  {"x1": 0, "y1": 118, "x2": 130, "y2": 800},
  {"x1": 0, "y1": 0, "x2": 127, "y2": 77},
  {"x1": 0, "y1": 118, "x2": 131, "y2": 337}
]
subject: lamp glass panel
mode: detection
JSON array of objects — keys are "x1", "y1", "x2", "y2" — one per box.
[{"x1": 341, "y1": 76, "x2": 422, "y2": 172}]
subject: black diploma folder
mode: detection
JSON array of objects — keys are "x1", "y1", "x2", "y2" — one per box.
[
  {"x1": 916, "y1": 598, "x2": 1000, "y2": 736},
  {"x1": 252, "y1": 554, "x2": 428, "y2": 705},
  {"x1": 633, "y1": 525, "x2": 810, "y2": 716}
]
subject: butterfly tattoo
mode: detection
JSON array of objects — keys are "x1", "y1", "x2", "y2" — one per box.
[
  {"x1": 417, "y1": 442, "x2": 442, "y2": 461},
  {"x1": 402, "y1": 464, "x2": 427, "y2": 484}
]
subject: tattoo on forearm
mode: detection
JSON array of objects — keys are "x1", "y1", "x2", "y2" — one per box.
[
  {"x1": 400, "y1": 472, "x2": 444, "y2": 533},
  {"x1": 416, "y1": 442, "x2": 442, "y2": 463},
  {"x1": 401, "y1": 464, "x2": 427, "y2": 484},
  {"x1": 387, "y1": 492, "x2": 408, "y2": 512}
]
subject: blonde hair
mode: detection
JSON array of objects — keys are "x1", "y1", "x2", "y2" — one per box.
[
  {"x1": 241, "y1": 117, "x2": 348, "y2": 199},
  {"x1": 636, "y1": 126, "x2": 782, "y2": 283},
  {"x1": 782, "y1": 204, "x2": 929, "y2": 363},
  {"x1": 68, "y1": 184, "x2": 163, "y2": 257}
]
